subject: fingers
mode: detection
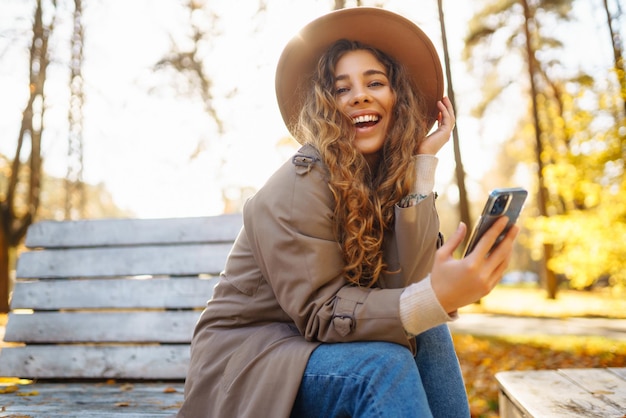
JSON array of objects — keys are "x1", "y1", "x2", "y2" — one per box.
[
  {"x1": 488, "y1": 237, "x2": 517, "y2": 287},
  {"x1": 438, "y1": 222, "x2": 467, "y2": 258},
  {"x1": 441, "y1": 96, "x2": 455, "y2": 117},
  {"x1": 421, "y1": 98, "x2": 455, "y2": 155},
  {"x1": 488, "y1": 223, "x2": 520, "y2": 258},
  {"x1": 481, "y1": 223, "x2": 520, "y2": 282},
  {"x1": 431, "y1": 218, "x2": 520, "y2": 313},
  {"x1": 437, "y1": 97, "x2": 456, "y2": 129},
  {"x1": 491, "y1": 224, "x2": 520, "y2": 262},
  {"x1": 467, "y1": 216, "x2": 509, "y2": 260}
]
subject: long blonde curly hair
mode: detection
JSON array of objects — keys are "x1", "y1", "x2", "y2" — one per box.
[{"x1": 295, "y1": 39, "x2": 430, "y2": 287}]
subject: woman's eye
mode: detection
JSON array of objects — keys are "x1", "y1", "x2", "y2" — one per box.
[
  {"x1": 335, "y1": 86, "x2": 349, "y2": 95},
  {"x1": 369, "y1": 81, "x2": 384, "y2": 87}
]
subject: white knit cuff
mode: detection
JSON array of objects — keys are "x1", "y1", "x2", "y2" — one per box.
[
  {"x1": 399, "y1": 275, "x2": 457, "y2": 336},
  {"x1": 414, "y1": 155, "x2": 438, "y2": 195}
]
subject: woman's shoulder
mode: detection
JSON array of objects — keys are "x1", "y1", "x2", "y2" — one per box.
[
  {"x1": 249, "y1": 144, "x2": 331, "y2": 207},
  {"x1": 267, "y1": 144, "x2": 327, "y2": 186},
  {"x1": 243, "y1": 144, "x2": 334, "y2": 236}
]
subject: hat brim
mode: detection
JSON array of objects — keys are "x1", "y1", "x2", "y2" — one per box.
[{"x1": 275, "y1": 7, "x2": 444, "y2": 137}]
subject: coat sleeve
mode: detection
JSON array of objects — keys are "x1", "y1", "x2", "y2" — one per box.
[
  {"x1": 394, "y1": 193, "x2": 441, "y2": 286},
  {"x1": 242, "y1": 151, "x2": 439, "y2": 346}
]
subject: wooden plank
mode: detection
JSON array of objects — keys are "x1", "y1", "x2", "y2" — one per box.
[
  {"x1": 10, "y1": 276, "x2": 218, "y2": 310},
  {"x1": 24, "y1": 214, "x2": 242, "y2": 248},
  {"x1": 4, "y1": 311, "x2": 200, "y2": 343},
  {"x1": 610, "y1": 367, "x2": 626, "y2": 380},
  {"x1": 16, "y1": 243, "x2": 233, "y2": 279},
  {"x1": 0, "y1": 346, "x2": 190, "y2": 379},
  {"x1": 0, "y1": 382, "x2": 183, "y2": 417},
  {"x1": 559, "y1": 368, "x2": 626, "y2": 411},
  {"x1": 496, "y1": 369, "x2": 626, "y2": 418}
]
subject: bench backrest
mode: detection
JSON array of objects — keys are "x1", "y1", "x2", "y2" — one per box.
[{"x1": 0, "y1": 214, "x2": 242, "y2": 380}]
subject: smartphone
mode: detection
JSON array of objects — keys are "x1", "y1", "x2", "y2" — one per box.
[{"x1": 463, "y1": 187, "x2": 528, "y2": 257}]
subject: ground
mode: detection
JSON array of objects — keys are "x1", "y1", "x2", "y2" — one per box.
[{"x1": 455, "y1": 285, "x2": 626, "y2": 417}]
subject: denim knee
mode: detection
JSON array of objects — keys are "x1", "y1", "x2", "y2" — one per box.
[{"x1": 292, "y1": 341, "x2": 432, "y2": 418}]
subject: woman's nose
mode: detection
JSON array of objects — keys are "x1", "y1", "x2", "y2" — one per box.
[{"x1": 351, "y1": 89, "x2": 371, "y2": 105}]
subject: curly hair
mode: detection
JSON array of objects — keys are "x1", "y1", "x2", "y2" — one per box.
[{"x1": 295, "y1": 39, "x2": 431, "y2": 287}]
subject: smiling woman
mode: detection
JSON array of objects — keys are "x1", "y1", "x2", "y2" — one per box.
[{"x1": 177, "y1": 7, "x2": 521, "y2": 418}]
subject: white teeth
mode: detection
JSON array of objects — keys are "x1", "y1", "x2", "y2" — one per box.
[{"x1": 352, "y1": 114, "x2": 379, "y2": 124}]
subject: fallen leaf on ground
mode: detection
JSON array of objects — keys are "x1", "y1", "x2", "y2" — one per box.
[
  {"x1": 16, "y1": 391, "x2": 39, "y2": 397},
  {"x1": 0, "y1": 385, "x2": 19, "y2": 394}
]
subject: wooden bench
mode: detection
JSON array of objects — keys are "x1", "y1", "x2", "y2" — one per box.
[
  {"x1": 0, "y1": 214, "x2": 242, "y2": 417},
  {"x1": 497, "y1": 368, "x2": 626, "y2": 417}
]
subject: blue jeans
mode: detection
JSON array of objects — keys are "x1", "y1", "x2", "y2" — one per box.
[{"x1": 290, "y1": 324, "x2": 469, "y2": 418}]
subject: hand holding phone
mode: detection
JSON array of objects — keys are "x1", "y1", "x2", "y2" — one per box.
[{"x1": 463, "y1": 187, "x2": 528, "y2": 257}]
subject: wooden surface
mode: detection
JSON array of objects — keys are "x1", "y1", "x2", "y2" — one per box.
[
  {"x1": 24, "y1": 214, "x2": 242, "y2": 248},
  {"x1": 0, "y1": 214, "x2": 242, "y2": 383},
  {"x1": 496, "y1": 367, "x2": 626, "y2": 417},
  {"x1": 9, "y1": 276, "x2": 219, "y2": 310},
  {"x1": 0, "y1": 382, "x2": 183, "y2": 417},
  {"x1": 16, "y1": 243, "x2": 234, "y2": 278},
  {"x1": 0, "y1": 346, "x2": 190, "y2": 379},
  {"x1": 4, "y1": 311, "x2": 202, "y2": 343}
]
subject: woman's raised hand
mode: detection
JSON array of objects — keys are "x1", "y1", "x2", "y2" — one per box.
[
  {"x1": 429, "y1": 217, "x2": 520, "y2": 314},
  {"x1": 418, "y1": 96, "x2": 455, "y2": 156}
]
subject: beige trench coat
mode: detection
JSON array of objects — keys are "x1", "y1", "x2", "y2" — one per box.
[{"x1": 178, "y1": 144, "x2": 441, "y2": 418}]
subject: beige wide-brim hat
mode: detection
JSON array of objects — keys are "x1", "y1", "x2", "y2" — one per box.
[{"x1": 275, "y1": 7, "x2": 444, "y2": 138}]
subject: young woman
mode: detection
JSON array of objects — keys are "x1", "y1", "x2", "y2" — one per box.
[{"x1": 178, "y1": 8, "x2": 518, "y2": 418}]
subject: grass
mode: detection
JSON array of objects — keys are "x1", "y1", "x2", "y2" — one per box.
[{"x1": 459, "y1": 284, "x2": 626, "y2": 319}]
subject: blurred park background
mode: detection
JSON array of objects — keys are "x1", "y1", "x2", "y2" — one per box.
[{"x1": 0, "y1": 1, "x2": 625, "y2": 416}]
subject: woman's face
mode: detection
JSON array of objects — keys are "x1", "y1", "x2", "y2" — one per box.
[{"x1": 334, "y1": 49, "x2": 396, "y2": 164}]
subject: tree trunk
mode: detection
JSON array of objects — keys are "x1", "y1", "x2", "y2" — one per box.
[
  {"x1": 602, "y1": 0, "x2": 625, "y2": 115},
  {"x1": 0, "y1": 0, "x2": 52, "y2": 313},
  {"x1": 437, "y1": 0, "x2": 472, "y2": 246},
  {"x1": 520, "y1": 0, "x2": 558, "y2": 298},
  {"x1": 0, "y1": 225, "x2": 9, "y2": 313},
  {"x1": 65, "y1": 0, "x2": 86, "y2": 220}
]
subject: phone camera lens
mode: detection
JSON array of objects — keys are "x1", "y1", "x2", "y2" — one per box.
[{"x1": 491, "y1": 194, "x2": 509, "y2": 215}]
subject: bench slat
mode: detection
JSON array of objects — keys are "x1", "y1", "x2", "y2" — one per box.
[
  {"x1": 16, "y1": 243, "x2": 233, "y2": 278},
  {"x1": 0, "y1": 382, "x2": 184, "y2": 417},
  {"x1": 4, "y1": 311, "x2": 199, "y2": 343},
  {"x1": 0, "y1": 345, "x2": 190, "y2": 379},
  {"x1": 10, "y1": 277, "x2": 217, "y2": 310},
  {"x1": 496, "y1": 369, "x2": 626, "y2": 417},
  {"x1": 24, "y1": 214, "x2": 242, "y2": 248}
]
